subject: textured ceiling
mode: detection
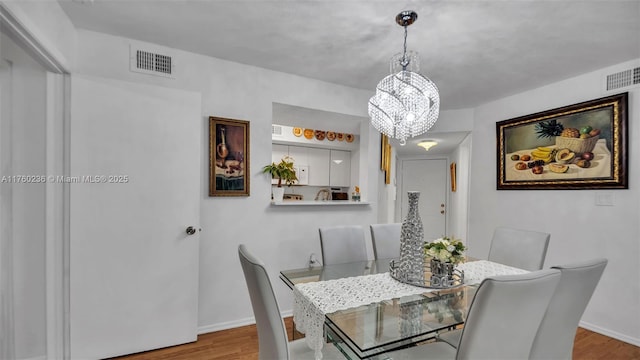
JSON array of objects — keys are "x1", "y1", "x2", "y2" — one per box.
[{"x1": 59, "y1": 0, "x2": 640, "y2": 155}]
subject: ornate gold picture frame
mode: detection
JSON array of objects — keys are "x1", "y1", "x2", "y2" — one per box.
[
  {"x1": 381, "y1": 134, "x2": 392, "y2": 184},
  {"x1": 496, "y1": 93, "x2": 628, "y2": 190},
  {"x1": 450, "y1": 162, "x2": 457, "y2": 192},
  {"x1": 209, "y1": 116, "x2": 250, "y2": 196}
]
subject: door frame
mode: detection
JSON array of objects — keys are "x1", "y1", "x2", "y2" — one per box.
[
  {"x1": 0, "y1": 5, "x2": 70, "y2": 359},
  {"x1": 0, "y1": 53, "x2": 15, "y2": 360}
]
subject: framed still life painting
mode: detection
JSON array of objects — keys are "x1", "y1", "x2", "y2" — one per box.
[
  {"x1": 209, "y1": 116, "x2": 250, "y2": 196},
  {"x1": 496, "y1": 93, "x2": 628, "y2": 190}
]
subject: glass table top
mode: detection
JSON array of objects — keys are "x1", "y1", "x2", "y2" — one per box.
[
  {"x1": 325, "y1": 286, "x2": 477, "y2": 359},
  {"x1": 280, "y1": 259, "x2": 480, "y2": 359},
  {"x1": 279, "y1": 259, "x2": 392, "y2": 289}
]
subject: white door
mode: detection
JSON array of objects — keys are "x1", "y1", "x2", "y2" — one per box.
[
  {"x1": 399, "y1": 159, "x2": 448, "y2": 242},
  {"x1": 69, "y1": 75, "x2": 201, "y2": 359}
]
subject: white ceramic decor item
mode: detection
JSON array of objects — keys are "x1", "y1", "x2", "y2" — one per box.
[{"x1": 272, "y1": 187, "x2": 285, "y2": 203}]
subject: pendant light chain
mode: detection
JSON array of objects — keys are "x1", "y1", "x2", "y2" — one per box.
[{"x1": 401, "y1": 25, "x2": 409, "y2": 70}]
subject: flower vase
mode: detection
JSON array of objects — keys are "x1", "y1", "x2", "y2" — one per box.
[
  {"x1": 430, "y1": 258, "x2": 455, "y2": 288},
  {"x1": 398, "y1": 191, "x2": 425, "y2": 284}
]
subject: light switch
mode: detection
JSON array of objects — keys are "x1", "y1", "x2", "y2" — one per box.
[{"x1": 595, "y1": 192, "x2": 614, "y2": 206}]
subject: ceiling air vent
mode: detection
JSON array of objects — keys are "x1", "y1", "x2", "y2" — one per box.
[
  {"x1": 605, "y1": 67, "x2": 640, "y2": 91},
  {"x1": 130, "y1": 44, "x2": 175, "y2": 78},
  {"x1": 272, "y1": 125, "x2": 283, "y2": 136}
]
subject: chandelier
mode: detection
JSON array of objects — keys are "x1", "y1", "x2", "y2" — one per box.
[{"x1": 368, "y1": 11, "x2": 440, "y2": 146}]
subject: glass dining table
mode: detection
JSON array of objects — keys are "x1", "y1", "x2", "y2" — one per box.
[{"x1": 280, "y1": 259, "x2": 482, "y2": 359}]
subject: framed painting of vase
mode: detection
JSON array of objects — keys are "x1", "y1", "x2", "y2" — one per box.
[{"x1": 209, "y1": 116, "x2": 250, "y2": 196}]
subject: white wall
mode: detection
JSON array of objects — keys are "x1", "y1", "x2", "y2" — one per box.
[
  {"x1": 1, "y1": 32, "x2": 47, "y2": 359},
  {"x1": 448, "y1": 133, "x2": 472, "y2": 242},
  {"x1": 428, "y1": 108, "x2": 475, "y2": 133},
  {"x1": 468, "y1": 59, "x2": 640, "y2": 345},
  {"x1": 73, "y1": 29, "x2": 379, "y2": 331}
]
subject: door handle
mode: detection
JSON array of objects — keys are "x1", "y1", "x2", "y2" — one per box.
[
  {"x1": 186, "y1": 226, "x2": 198, "y2": 235},
  {"x1": 440, "y1": 210, "x2": 445, "y2": 214}
]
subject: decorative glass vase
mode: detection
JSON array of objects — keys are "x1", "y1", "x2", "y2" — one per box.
[
  {"x1": 399, "y1": 299, "x2": 424, "y2": 337},
  {"x1": 398, "y1": 191, "x2": 425, "y2": 283}
]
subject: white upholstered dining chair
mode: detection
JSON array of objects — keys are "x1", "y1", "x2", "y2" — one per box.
[
  {"x1": 438, "y1": 258, "x2": 608, "y2": 352},
  {"x1": 439, "y1": 227, "x2": 550, "y2": 349},
  {"x1": 385, "y1": 269, "x2": 561, "y2": 360},
  {"x1": 319, "y1": 225, "x2": 368, "y2": 265},
  {"x1": 529, "y1": 258, "x2": 608, "y2": 360},
  {"x1": 238, "y1": 244, "x2": 342, "y2": 360},
  {"x1": 370, "y1": 223, "x2": 401, "y2": 260},
  {"x1": 488, "y1": 226, "x2": 550, "y2": 271}
]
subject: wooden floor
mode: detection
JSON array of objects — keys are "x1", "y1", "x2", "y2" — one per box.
[{"x1": 113, "y1": 317, "x2": 640, "y2": 360}]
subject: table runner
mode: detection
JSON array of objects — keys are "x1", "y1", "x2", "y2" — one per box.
[
  {"x1": 292, "y1": 260, "x2": 528, "y2": 359},
  {"x1": 457, "y1": 260, "x2": 529, "y2": 285}
]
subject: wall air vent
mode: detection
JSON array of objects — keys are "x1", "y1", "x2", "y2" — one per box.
[
  {"x1": 272, "y1": 125, "x2": 283, "y2": 136},
  {"x1": 130, "y1": 44, "x2": 175, "y2": 78},
  {"x1": 605, "y1": 67, "x2": 640, "y2": 91}
]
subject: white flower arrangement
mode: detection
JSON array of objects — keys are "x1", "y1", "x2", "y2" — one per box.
[{"x1": 424, "y1": 237, "x2": 466, "y2": 265}]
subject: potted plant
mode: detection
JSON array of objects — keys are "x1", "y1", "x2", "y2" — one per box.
[{"x1": 262, "y1": 156, "x2": 298, "y2": 202}]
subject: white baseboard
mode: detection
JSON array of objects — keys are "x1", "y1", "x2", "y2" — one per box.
[
  {"x1": 197, "y1": 310, "x2": 294, "y2": 335},
  {"x1": 580, "y1": 321, "x2": 640, "y2": 347},
  {"x1": 18, "y1": 356, "x2": 46, "y2": 360},
  {"x1": 198, "y1": 316, "x2": 255, "y2": 335},
  {"x1": 198, "y1": 316, "x2": 640, "y2": 348}
]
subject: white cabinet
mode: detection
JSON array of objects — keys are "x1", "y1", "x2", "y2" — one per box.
[
  {"x1": 270, "y1": 144, "x2": 289, "y2": 185},
  {"x1": 272, "y1": 144, "x2": 310, "y2": 185},
  {"x1": 283, "y1": 145, "x2": 329, "y2": 186},
  {"x1": 287, "y1": 146, "x2": 308, "y2": 168},
  {"x1": 307, "y1": 147, "x2": 330, "y2": 186},
  {"x1": 287, "y1": 146, "x2": 310, "y2": 185},
  {"x1": 271, "y1": 144, "x2": 350, "y2": 187},
  {"x1": 271, "y1": 144, "x2": 289, "y2": 185},
  {"x1": 330, "y1": 149, "x2": 351, "y2": 187},
  {"x1": 272, "y1": 144, "x2": 288, "y2": 164}
]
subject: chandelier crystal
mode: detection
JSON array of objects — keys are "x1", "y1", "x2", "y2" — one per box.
[{"x1": 369, "y1": 11, "x2": 440, "y2": 146}]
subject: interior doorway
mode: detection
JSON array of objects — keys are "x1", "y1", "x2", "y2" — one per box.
[
  {"x1": 0, "y1": 12, "x2": 67, "y2": 360},
  {"x1": 396, "y1": 158, "x2": 448, "y2": 242},
  {"x1": 0, "y1": 53, "x2": 15, "y2": 360},
  {"x1": 1, "y1": 31, "x2": 49, "y2": 360}
]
